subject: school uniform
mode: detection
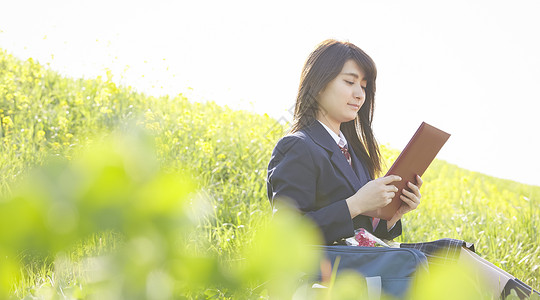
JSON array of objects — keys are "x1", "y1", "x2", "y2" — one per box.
[
  {"x1": 265, "y1": 118, "x2": 540, "y2": 298},
  {"x1": 266, "y1": 119, "x2": 402, "y2": 244}
]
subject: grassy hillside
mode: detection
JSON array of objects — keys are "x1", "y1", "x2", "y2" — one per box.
[{"x1": 1, "y1": 48, "x2": 539, "y2": 299}]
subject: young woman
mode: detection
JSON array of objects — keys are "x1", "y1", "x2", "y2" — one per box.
[{"x1": 266, "y1": 39, "x2": 538, "y2": 299}]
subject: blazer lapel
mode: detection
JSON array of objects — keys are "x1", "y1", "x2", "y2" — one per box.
[
  {"x1": 348, "y1": 144, "x2": 371, "y2": 186},
  {"x1": 304, "y1": 121, "x2": 363, "y2": 192}
]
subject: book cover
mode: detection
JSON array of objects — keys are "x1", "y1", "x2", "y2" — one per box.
[{"x1": 364, "y1": 122, "x2": 451, "y2": 220}]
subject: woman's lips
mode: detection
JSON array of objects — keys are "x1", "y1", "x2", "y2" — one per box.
[{"x1": 348, "y1": 103, "x2": 360, "y2": 109}]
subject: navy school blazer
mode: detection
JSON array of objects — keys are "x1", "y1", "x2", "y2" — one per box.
[{"x1": 266, "y1": 120, "x2": 402, "y2": 244}]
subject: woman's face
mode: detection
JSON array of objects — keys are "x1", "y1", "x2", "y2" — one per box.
[{"x1": 316, "y1": 59, "x2": 367, "y2": 128}]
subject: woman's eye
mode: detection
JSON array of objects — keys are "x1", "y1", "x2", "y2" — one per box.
[{"x1": 345, "y1": 80, "x2": 354, "y2": 85}]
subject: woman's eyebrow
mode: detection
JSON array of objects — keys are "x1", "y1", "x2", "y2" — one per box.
[{"x1": 341, "y1": 72, "x2": 365, "y2": 80}]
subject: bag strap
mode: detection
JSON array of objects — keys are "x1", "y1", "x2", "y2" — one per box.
[{"x1": 365, "y1": 276, "x2": 382, "y2": 300}]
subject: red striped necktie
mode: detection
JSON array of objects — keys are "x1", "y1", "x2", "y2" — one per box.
[
  {"x1": 339, "y1": 143, "x2": 380, "y2": 231},
  {"x1": 339, "y1": 144, "x2": 351, "y2": 166}
]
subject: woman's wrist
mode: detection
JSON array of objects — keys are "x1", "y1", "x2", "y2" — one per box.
[
  {"x1": 345, "y1": 197, "x2": 363, "y2": 218},
  {"x1": 387, "y1": 212, "x2": 403, "y2": 230}
]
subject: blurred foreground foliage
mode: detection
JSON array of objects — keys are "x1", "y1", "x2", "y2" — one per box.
[
  {"x1": 1, "y1": 48, "x2": 539, "y2": 298},
  {"x1": 0, "y1": 127, "x2": 323, "y2": 299}
]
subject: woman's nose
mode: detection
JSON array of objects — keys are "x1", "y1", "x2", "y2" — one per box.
[{"x1": 354, "y1": 85, "x2": 365, "y2": 99}]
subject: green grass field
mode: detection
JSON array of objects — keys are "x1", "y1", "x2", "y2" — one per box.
[{"x1": 1, "y1": 48, "x2": 539, "y2": 299}]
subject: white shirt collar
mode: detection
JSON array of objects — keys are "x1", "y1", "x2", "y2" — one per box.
[{"x1": 317, "y1": 120, "x2": 347, "y2": 147}]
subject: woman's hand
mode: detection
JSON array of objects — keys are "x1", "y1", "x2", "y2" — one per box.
[
  {"x1": 346, "y1": 175, "x2": 402, "y2": 218},
  {"x1": 386, "y1": 175, "x2": 422, "y2": 230},
  {"x1": 395, "y1": 174, "x2": 423, "y2": 217}
]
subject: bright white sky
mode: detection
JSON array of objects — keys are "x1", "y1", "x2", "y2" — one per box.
[{"x1": 1, "y1": 0, "x2": 539, "y2": 186}]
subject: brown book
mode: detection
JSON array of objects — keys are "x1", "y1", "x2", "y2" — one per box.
[{"x1": 364, "y1": 122, "x2": 451, "y2": 220}]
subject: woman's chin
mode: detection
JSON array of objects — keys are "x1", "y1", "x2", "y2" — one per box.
[{"x1": 341, "y1": 115, "x2": 358, "y2": 123}]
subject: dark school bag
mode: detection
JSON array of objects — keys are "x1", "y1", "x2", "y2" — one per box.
[{"x1": 301, "y1": 245, "x2": 429, "y2": 299}]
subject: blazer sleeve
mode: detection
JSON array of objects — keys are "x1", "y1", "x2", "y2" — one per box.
[
  {"x1": 373, "y1": 219, "x2": 402, "y2": 240},
  {"x1": 267, "y1": 136, "x2": 355, "y2": 244}
]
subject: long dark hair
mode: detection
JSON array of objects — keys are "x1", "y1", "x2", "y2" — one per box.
[{"x1": 289, "y1": 39, "x2": 381, "y2": 179}]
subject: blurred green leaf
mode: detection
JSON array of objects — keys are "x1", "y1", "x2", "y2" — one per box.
[
  {"x1": 408, "y1": 255, "x2": 495, "y2": 300},
  {"x1": 238, "y1": 202, "x2": 323, "y2": 299}
]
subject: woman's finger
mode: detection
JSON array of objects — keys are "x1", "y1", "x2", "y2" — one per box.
[
  {"x1": 401, "y1": 188, "x2": 418, "y2": 202},
  {"x1": 407, "y1": 182, "x2": 421, "y2": 198},
  {"x1": 400, "y1": 194, "x2": 417, "y2": 208},
  {"x1": 385, "y1": 184, "x2": 398, "y2": 193},
  {"x1": 416, "y1": 175, "x2": 423, "y2": 189},
  {"x1": 401, "y1": 191, "x2": 420, "y2": 208}
]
